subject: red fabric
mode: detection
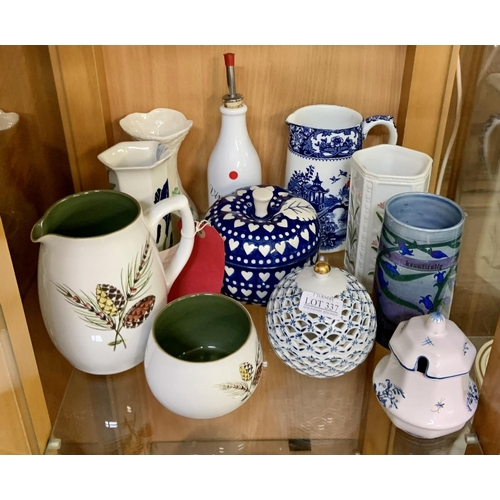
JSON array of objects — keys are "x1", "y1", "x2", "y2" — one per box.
[{"x1": 167, "y1": 222, "x2": 225, "y2": 302}]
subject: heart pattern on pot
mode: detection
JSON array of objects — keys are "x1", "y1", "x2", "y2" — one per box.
[
  {"x1": 244, "y1": 242, "x2": 256, "y2": 254},
  {"x1": 205, "y1": 184, "x2": 322, "y2": 306},
  {"x1": 275, "y1": 242, "x2": 286, "y2": 254}
]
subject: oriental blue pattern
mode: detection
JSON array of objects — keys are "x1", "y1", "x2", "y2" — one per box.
[
  {"x1": 286, "y1": 123, "x2": 362, "y2": 160},
  {"x1": 285, "y1": 114, "x2": 396, "y2": 253}
]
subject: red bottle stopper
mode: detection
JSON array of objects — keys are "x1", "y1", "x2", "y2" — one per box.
[{"x1": 224, "y1": 53, "x2": 235, "y2": 67}]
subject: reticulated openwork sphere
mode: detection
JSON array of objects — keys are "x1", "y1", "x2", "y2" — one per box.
[{"x1": 266, "y1": 265, "x2": 377, "y2": 378}]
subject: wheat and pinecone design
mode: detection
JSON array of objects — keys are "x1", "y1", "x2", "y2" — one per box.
[
  {"x1": 215, "y1": 339, "x2": 263, "y2": 402},
  {"x1": 55, "y1": 239, "x2": 156, "y2": 350}
]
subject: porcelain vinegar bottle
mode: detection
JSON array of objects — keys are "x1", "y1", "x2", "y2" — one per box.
[{"x1": 207, "y1": 53, "x2": 262, "y2": 208}]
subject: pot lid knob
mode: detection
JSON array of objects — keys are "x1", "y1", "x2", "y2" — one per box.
[
  {"x1": 253, "y1": 187, "x2": 273, "y2": 217},
  {"x1": 425, "y1": 311, "x2": 447, "y2": 336},
  {"x1": 314, "y1": 257, "x2": 331, "y2": 276}
]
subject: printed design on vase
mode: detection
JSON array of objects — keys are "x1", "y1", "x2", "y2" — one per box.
[
  {"x1": 368, "y1": 202, "x2": 385, "y2": 276},
  {"x1": 55, "y1": 239, "x2": 155, "y2": 350},
  {"x1": 154, "y1": 178, "x2": 173, "y2": 247},
  {"x1": 344, "y1": 198, "x2": 361, "y2": 272},
  {"x1": 287, "y1": 165, "x2": 349, "y2": 251},
  {"x1": 374, "y1": 378, "x2": 405, "y2": 409},
  {"x1": 288, "y1": 123, "x2": 362, "y2": 159},
  {"x1": 463, "y1": 342, "x2": 469, "y2": 356},
  {"x1": 287, "y1": 123, "x2": 362, "y2": 160},
  {"x1": 365, "y1": 115, "x2": 395, "y2": 125},
  {"x1": 466, "y1": 380, "x2": 479, "y2": 412},
  {"x1": 374, "y1": 223, "x2": 461, "y2": 326},
  {"x1": 215, "y1": 339, "x2": 263, "y2": 402}
]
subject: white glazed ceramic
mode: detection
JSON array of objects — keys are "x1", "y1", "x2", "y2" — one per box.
[
  {"x1": 373, "y1": 311, "x2": 478, "y2": 439},
  {"x1": 0, "y1": 110, "x2": 19, "y2": 131},
  {"x1": 119, "y1": 108, "x2": 198, "y2": 224},
  {"x1": 266, "y1": 259, "x2": 377, "y2": 378},
  {"x1": 344, "y1": 144, "x2": 432, "y2": 292},
  {"x1": 31, "y1": 191, "x2": 195, "y2": 376},
  {"x1": 98, "y1": 140, "x2": 176, "y2": 250},
  {"x1": 284, "y1": 105, "x2": 398, "y2": 254},
  {"x1": 207, "y1": 104, "x2": 262, "y2": 207},
  {"x1": 144, "y1": 293, "x2": 263, "y2": 419},
  {"x1": 119, "y1": 108, "x2": 193, "y2": 151}
]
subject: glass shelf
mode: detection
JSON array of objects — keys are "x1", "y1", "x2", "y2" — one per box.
[{"x1": 42, "y1": 253, "x2": 486, "y2": 455}]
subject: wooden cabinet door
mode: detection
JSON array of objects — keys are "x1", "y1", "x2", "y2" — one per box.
[{"x1": 0, "y1": 218, "x2": 51, "y2": 454}]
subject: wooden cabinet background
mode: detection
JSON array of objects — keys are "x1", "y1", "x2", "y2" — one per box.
[{"x1": 5, "y1": 44, "x2": 499, "y2": 454}]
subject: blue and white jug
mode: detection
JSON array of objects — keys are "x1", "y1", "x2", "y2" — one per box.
[{"x1": 284, "y1": 104, "x2": 398, "y2": 253}]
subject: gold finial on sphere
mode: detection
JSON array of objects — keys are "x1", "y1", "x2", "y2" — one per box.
[{"x1": 314, "y1": 259, "x2": 331, "y2": 275}]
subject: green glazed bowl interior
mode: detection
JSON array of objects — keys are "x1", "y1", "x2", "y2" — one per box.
[{"x1": 153, "y1": 294, "x2": 251, "y2": 363}]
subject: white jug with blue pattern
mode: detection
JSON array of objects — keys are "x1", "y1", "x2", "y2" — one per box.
[
  {"x1": 284, "y1": 104, "x2": 398, "y2": 254},
  {"x1": 373, "y1": 311, "x2": 478, "y2": 439}
]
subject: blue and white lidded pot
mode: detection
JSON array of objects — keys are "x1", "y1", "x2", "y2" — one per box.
[
  {"x1": 266, "y1": 258, "x2": 377, "y2": 378},
  {"x1": 373, "y1": 311, "x2": 478, "y2": 439},
  {"x1": 205, "y1": 185, "x2": 321, "y2": 306}
]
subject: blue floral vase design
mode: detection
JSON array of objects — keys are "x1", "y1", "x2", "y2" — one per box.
[
  {"x1": 373, "y1": 192, "x2": 466, "y2": 348},
  {"x1": 154, "y1": 178, "x2": 173, "y2": 249}
]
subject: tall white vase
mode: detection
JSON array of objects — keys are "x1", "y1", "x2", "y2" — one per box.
[
  {"x1": 344, "y1": 144, "x2": 432, "y2": 292},
  {"x1": 119, "y1": 108, "x2": 199, "y2": 237}
]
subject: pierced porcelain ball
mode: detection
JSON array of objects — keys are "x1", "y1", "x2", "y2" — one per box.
[{"x1": 266, "y1": 262, "x2": 377, "y2": 378}]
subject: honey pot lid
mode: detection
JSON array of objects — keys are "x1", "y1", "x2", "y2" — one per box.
[
  {"x1": 389, "y1": 312, "x2": 476, "y2": 379},
  {"x1": 206, "y1": 185, "x2": 321, "y2": 269}
]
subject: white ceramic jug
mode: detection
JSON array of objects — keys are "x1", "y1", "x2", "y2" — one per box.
[{"x1": 31, "y1": 190, "x2": 195, "y2": 375}]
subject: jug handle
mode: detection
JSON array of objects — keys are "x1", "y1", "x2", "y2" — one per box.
[
  {"x1": 361, "y1": 115, "x2": 398, "y2": 145},
  {"x1": 143, "y1": 194, "x2": 196, "y2": 290}
]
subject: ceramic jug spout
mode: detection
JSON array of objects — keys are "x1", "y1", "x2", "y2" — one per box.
[{"x1": 31, "y1": 218, "x2": 49, "y2": 243}]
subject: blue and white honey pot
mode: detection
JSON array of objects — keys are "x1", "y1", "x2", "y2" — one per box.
[
  {"x1": 206, "y1": 185, "x2": 321, "y2": 306},
  {"x1": 373, "y1": 311, "x2": 478, "y2": 439}
]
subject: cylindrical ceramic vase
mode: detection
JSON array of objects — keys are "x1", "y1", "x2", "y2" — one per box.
[{"x1": 373, "y1": 192, "x2": 465, "y2": 348}]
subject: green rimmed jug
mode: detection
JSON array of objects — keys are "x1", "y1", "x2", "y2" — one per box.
[{"x1": 31, "y1": 190, "x2": 195, "y2": 375}]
